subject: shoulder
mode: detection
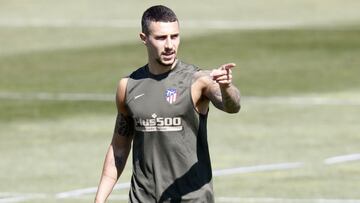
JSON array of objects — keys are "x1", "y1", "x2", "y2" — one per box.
[
  {"x1": 191, "y1": 69, "x2": 214, "y2": 99},
  {"x1": 117, "y1": 78, "x2": 128, "y2": 91},
  {"x1": 174, "y1": 60, "x2": 211, "y2": 84},
  {"x1": 190, "y1": 69, "x2": 214, "y2": 114},
  {"x1": 176, "y1": 60, "x2": 199, "y2": 73},
  {"x1": 116, "y1": 78, "x2": 129, "y2": 114},
  {"x1": 116, "y1": 64, "x2": 147, "y2": 113},
  {"x1": 192, "y1": 69, "x2": 213, "y2": 87}
]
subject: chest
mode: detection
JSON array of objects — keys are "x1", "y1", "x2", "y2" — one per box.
[{"x1": 126, "y1": 76, "x2": 192, "y2": 119}]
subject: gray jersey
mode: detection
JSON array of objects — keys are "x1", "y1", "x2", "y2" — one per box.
[{"x1": 125, "y1": 60, "x2": 214, "y2": 203}]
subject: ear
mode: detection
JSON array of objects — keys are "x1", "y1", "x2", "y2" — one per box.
[{"x1": 139, "y1": 33, "x2": 147, "y2": 45}]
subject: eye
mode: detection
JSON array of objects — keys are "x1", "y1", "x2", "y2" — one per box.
[
  {"x1": 171, "y1": 34, "x2": 179, "y2": 39},
  {"x1": 155, "y1": 36, "x2": 167, "y2": 40}
]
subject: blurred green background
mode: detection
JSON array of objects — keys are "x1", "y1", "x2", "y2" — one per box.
[{"x1": 1, "y1": 0, "x2": 360, "y2": 202}]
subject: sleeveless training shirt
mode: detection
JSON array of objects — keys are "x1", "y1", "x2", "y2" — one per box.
[{"x1": 125, "y1": 60, "x2": 214, "y2": 203}]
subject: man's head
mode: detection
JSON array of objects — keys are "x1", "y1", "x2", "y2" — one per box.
[
  {"x1": 140, "y1": 5, "x2": 180, "y2": 68},
  {"x1": 141, "y1": 5, "x2": 178, "y2": 35}
]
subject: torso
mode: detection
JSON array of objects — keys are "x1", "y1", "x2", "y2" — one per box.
[{"x1": 124, "y1": 60, "x2": 214, "y2": 203}]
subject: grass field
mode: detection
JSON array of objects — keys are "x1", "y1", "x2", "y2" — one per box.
[{"x1": 1, "y1": 1, "x2": 360, "y2": 203}]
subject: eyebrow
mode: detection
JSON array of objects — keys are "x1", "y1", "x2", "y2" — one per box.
[{"x1": 153, "y1": 33, "x2": 179, "y2": 39}]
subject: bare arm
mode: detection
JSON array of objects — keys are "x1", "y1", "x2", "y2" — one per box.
[
  {"x1": 95, "y1": 78, "x2": 134, "y2": 203},
  {"x1": 194, "y1": 63, "x2": 241, "y2": 113}
]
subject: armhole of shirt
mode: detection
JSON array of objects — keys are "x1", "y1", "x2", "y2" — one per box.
[
  {"x1": 121, "y1": 77, "x2": 131, "y2": 116},
  {"x1": 189, "y1": 69, "x2": 209, "y2": 116}
]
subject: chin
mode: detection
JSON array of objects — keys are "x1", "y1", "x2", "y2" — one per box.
[{"x1": 158, "y1": 58, "x2": 176, "y2": 67}]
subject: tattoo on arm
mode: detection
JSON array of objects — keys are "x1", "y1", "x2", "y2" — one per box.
[
  {"x1": 208, "y1": 84, "x2": 224, "y2": 110},
  {"x1": 114, "y1": 113, "x2": 134, "y2": 137},
  {"x1": 203, "y1": 72, "x2": 241, "y2": 113},
  {"x1": 220, "y1": 86, "x2": 241, "y2": 113},
  {"x1": 193, "y1": 70, "x2": 241, "y2": 113}
]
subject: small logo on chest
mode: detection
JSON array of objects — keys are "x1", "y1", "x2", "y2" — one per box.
[
  {"x1": 165, "y1": 88, "x2": 177, "y2": 104},
  {"x1": 134, "y1": 93, "x2": 145, "y2": 100}
]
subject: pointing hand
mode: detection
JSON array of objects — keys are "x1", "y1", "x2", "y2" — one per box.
[{"x1": 210, "y1": 63, "x2": 236, "y2": 87}]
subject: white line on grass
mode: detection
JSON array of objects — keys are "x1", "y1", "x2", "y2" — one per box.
[
  {"x1": 55, "y1": 162, "x2": 304, "y2": 198},
  {"x1": 2, "y1": 92, "x2": 360, "y2": 106},
  {"x1": 212, "y1": 162, "x2": 304, "y2": 176},
  {"x1": 66, "y1": 194, "x2": 129, "y2": 200},
  {"x1": 2, "y1": 156, "x2": 358, "y2": 202},
  {"x1": 55, "y1": 182, "x2": 130, "y2": 199},
  {"x1": 324, "y1": 153, "x2": 360, "y2": 165},
  {"x1": 0, "y1": 193, "x2": 47, "y2": 203}
]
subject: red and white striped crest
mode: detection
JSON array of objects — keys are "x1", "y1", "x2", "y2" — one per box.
[{"x1": 165, "y1": 88, "x2": 177, "y2": 104}]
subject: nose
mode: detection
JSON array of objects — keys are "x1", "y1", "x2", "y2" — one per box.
[{"x1": 165, "y1": 37, "x2": 173, "y2": 49}]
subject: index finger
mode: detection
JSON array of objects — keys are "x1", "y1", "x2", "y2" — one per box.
[{"x1": 222, "y1": 63, "x2": 236, "y2": 70}]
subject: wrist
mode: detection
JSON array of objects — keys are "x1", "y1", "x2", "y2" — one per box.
[
  {"x1": 219, "y1": 83, "x2": 232, "y2": 89},
  {"x1": 95, "y1": 194, "x2": 106, "y2": 203},
  {"x1": 95, "y1": 198, "x2": 104, "y2": 203}
]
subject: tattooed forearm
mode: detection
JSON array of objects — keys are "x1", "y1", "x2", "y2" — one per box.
[
  {"x1": 209, "y1": 83, "x2": 241, "y2": 113},
  {"x1": 209, "y1": 84, "x2": 224, "y2": 110},
  {"x1": 220, "y1": 85, "x2": 241, "y2": 113},
  {"x1": 114, "y1": 113, "x2": 134, "y2": 137},
  {"x1": 193, "y1": 70, "x2": 241, "y2": 113}
]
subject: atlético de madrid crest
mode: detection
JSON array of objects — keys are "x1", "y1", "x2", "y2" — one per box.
[{"x1": 165, "y1": 88, "x2": 177, "y2": 104}]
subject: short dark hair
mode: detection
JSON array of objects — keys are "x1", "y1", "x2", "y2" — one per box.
[{"x1": 141, "y1": 5, "x2": 178, "y2": 35}]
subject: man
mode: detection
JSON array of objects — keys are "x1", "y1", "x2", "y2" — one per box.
[{"x1": 95, "y1": 5, "x2": 240, "y2": 203}]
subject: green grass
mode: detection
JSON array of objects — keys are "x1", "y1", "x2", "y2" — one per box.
[
  {"x1": 183, "y1": 29, "x2": 360, "y2": 96},
  {"x1": 1, "y1": 29, "x2": 360, "y2": 202},
  {"x1": 2, "y1": 0, "x2": 360, "y2": 24},
  {"x1": 1, "y1": 29, "x2": 360, "y2": 96},
  {"x1": 1, "y1": 1, "x2": 360, "y2": 201},
  {"x1": 0, "y1": 27, "x2": 140, "y2": 56},
  {"x1": 0, "y1": 115, "x2": 115, "y2": 193},
  {"x1": 1, "y1": 102, "x2": 359, "y2": 202},
  {"x1": 0, "y1": 100, "x2": 114, "y2": 122}
]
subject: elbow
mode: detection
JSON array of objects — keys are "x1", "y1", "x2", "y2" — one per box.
[
  {"x1": 224, "y1": 93, "x2": 241, "y2": 114},
  {"x1": 225, "y1": 104, "x2": 241, "y2": 114},
  {"x1": 234, "y1": 104, "x2": 241, "y2": 113}
]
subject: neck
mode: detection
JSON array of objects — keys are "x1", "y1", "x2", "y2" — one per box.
[{"x1": 148, "y1": 59, "x2": 178, "y2": 75}]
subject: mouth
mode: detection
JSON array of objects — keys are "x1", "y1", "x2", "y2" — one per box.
[
  {"x1": 162, "y1": 51, "x2": 175, "y2": 56},
  {"x1": 162, "y1": 52, "x2": 176, "y2": 60}
]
